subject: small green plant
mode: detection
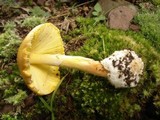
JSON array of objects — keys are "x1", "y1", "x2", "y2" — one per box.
[
  {"x1": 0, "y1": 0, "x2": 21, "y2": 18},
  {"x1": 29, "y1": 6, "x2": 51, "y2": 18},
  {"x1": 4, "y1": 90, "x2": 27, "y2": 105},
  {"x1": 92, "y1": 3, "x2": 106, "y2": 24},
  {"x1": 0, "y1": 0, "x2": 20, "y2": 8},
  {"x1": 39, "y1": 74, "x2": 68, "y2": 120},
  {"x1": 1, "y1": 114, "x2": 19, "y2": 120},
  {"x1": 0, "y1": 21, "x2": 21, "y2": 61},
  {"x1": 3, "y1": 21, "x2": 16, "y2": 31},
  {"x1": 21, "y1": 16, "x2": 47, "y2": 29}
]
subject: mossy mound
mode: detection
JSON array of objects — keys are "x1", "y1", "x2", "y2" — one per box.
[
  {"x1": 134, "y1": 6, "x2": 160, "y2": 52},
  {"x1": 54, "y1": 18, "x2": 160, "y2": 120}
]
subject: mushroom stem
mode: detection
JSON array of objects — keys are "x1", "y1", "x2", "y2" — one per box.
[{"x1": 30, "y1": 54, "x2": 108, "y2": 77}]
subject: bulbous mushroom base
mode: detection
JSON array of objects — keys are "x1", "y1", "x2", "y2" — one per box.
[{"x1": 101, "y1": 49, "x2": 144, "y2": 88}]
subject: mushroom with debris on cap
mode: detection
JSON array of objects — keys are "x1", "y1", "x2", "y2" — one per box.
[{"x1": 17, "y1": 23, "x2": 144, "y2": 95}]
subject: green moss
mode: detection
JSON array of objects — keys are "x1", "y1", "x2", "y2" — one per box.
[
  {"x1": 1, "y1": 114, "x2": 23, "y2": 120},
  {"x1": 152, "y1": 0, "x2": 160, "y2": 5},
  {"x1": 134, "y1": 5, "x2": 160, "y2": 52},
  {"x1": 0, "y1": 21, "x2": 28, "y2": 119},
  {"x1": 0, "y1": 22, "x2": 21, "y2": 61},
  {"x1": 4, "y1": 90, "x2": 27, "y2": 105},
  {"x1": 54, "y1": 17, "x2": 160, "y2": 119},
  {"x1": 21, "y1": 16, "x2": 47, "y2": 29},
  {"x1": 29, "y1": 6, "x2": 51, "y2": 18}
]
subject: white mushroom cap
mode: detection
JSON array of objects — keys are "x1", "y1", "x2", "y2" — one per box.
[{"x1": 101, "y1": 49, "x2": 144, "y2": 88}]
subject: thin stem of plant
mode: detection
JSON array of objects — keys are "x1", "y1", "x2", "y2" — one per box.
[{"x1": 50, "y1": 73, "x2": 69, "y2": 120}]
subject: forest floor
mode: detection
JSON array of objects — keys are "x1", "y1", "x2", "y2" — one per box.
[{"x1": 0, "y1": 0, "x2": 160, "y2": 120}]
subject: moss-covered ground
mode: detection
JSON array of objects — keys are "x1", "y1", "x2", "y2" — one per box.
[{"x1": 0, "y1": 1, "x2": 160, "y2": 120}]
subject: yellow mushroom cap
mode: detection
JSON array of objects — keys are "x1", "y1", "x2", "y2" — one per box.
[{"x1": 17, "y1": 23, "x2": 64, "y2": 95}]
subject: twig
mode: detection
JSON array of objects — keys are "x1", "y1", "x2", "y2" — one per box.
[
  {"x1": 51, "y1": 0, "x2": 95, "y2": 19},
  {"x1": 75, "y1": 0, "x2": 95, "y2": 8}
]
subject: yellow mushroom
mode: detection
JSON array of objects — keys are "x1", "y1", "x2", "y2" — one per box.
[{"x1": 17, "y1": 23, "x2": 144, "y2": 95}]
